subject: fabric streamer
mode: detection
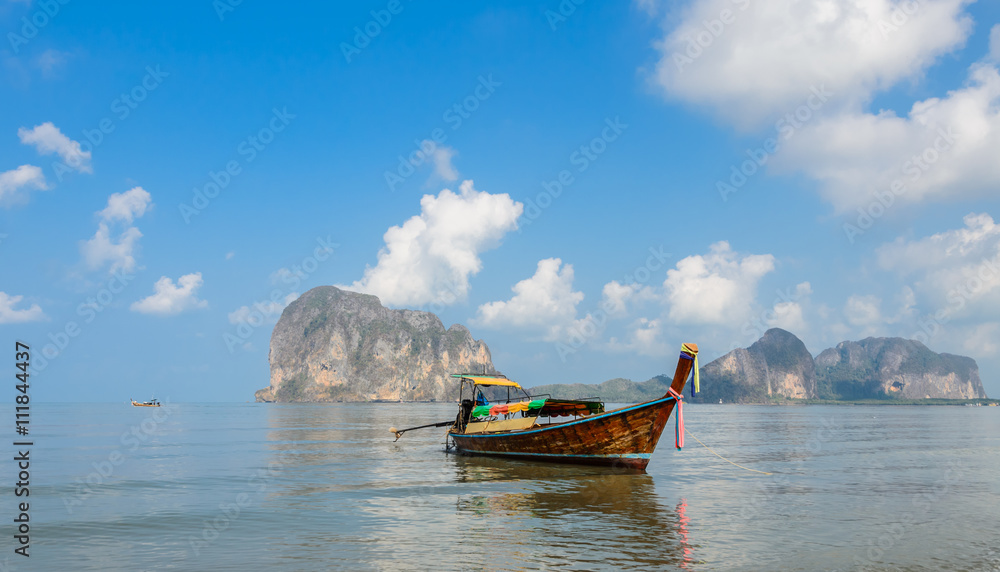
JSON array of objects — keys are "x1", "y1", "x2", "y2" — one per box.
[
  {"x1": 667, "y1": 387, "x2": 684, "y2": 450},
  {"x1": 474, "y1": 399, "x2": 546, "y2": 419},
  {"x1": 681, "y1": 343, "x2": 700, "y2": 396}
]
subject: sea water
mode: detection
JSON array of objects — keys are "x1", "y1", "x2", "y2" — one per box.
[{"x1": 6, "y1": 402, "x2": 1000, "y2": 571}]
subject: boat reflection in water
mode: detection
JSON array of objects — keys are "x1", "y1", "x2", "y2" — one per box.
[{"x1": 451, "y1": 455, "x2": 696, "y2": 570}]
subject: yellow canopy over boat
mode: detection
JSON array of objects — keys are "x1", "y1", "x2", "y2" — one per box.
[{"x1": 452, "y1": 375, "x2": 523, "y2": 389}]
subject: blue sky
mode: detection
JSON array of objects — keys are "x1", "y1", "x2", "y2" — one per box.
[{"x1": 2, "y1": 0, "x2": 999, "y2": 401}]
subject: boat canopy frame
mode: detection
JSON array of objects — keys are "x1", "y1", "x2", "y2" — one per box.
[
  {"x1": 450, "y1": 373, "x2": 532, "y2": 410},
  {"x1": 450, "y1": 373, "x2": 606, "y2": 423}
]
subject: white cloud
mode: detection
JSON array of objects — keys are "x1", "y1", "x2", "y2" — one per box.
[
  {"x1": 634, "y1": 0, "x2": 661, "y2": 17},
  {"x1": 664, "y1": 241, "x2": 775, "y2": 325},
  {"x1": 18, "y1": 122, "x2": 92, "y2": 172},
  {"x1": 35, "y1": 49, "x2": 70, "y2": 76},
  {"x1": 131, "y1": 273, "x2": 209, "y2": 315},
  {"x1": 0, "y1": 165, "x2": 48, "y2": 206},
  {"x1": 0, "y1": 292, "x2": 46, "y2": 323},
  {"x1": 80, "y1": 187, "x2": 153, "y2": 274},
  {"x1": 651, "y1": 0, "x2": 972, "y2": 129},
  {"x1": 989, "y1": 24, "x2": 1000, "y2": 63},
  {"x1": 606, "y1": 317, "x2": 668, "y2": 357},
  {"x1": 769, "y1": 300, "x2": 806, "y2": 333},
  {"x1": 429, "y1": 143, "x2": 458, "y2": 182},
  {"x1": 227, "y1": 307, "x2": 251, "y2": 324},
  {"x1": 845, "y1": 294, "x2": 883, "y2": 327},
  {"x1": 600, "y1": 280, "x2": 638, "y2": 317},
  {"x1": 961, "y1": 322, "x2": 1000, "y2": 356},
  {"x1": 474, "y1": 258, "x2": 584, "y2": 341},
  {"x1": 894, "y1": 285, "x2": 918, "y2": 323},
  {"x1": 228, "y1": 292, "x2": 299, "y2": 325},
  {"x1": 876, "y1": 212, "x2": 1000, "y2": 316},
  {"x1": 344, "y1": 180, "x2": 522, "y2": 307},
  {"x1": 225, "y1": 251, "x2": 235, "y2": 260},
  {"x1": 650, "y1": 2, "x2": 1000, "y2": 214},
  {"x1": 878, "y1": 212, "x2": 999, "y2": 274},
  {"x1": 802, "y1": 215, "x2": 1000, "y2": 357},
  {"x1": 767, "y1": 282, "x2": 812, "y2": 333},
  {"x1": 98, "y1": 187, "x2": 152, "y2": 223},
  {"x1": 649, "y1": 1, "x2": 1000, "y2": 214},
  {"x1": 81, "y1": 224, "x2": 143, "y2": 274},
  {"x1": 773, "y1": 62, "x2": 1000, "y2": 212},
  {"x1": 270, "y1": 268, "x2": 293, "y2": 284},
  {"x1": 827, "y1": 286, "x2": 920, "y2": 344}
]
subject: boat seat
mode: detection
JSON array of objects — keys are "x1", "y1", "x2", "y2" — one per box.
[{"x1": 463, "y1": 416, "x2": 537, "y2": 434}]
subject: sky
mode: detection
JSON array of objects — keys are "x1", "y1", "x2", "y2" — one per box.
[{"x1": 2, "y1": 0, "x2": 999, "y2": 402}]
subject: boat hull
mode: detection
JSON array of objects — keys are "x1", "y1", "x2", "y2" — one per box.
[{"x1": 449, "y1": 396, "x2": 679, "y2": 470}]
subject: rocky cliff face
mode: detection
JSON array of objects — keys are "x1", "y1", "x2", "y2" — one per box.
[
  {"x1": 814, "y1": 337, "x2": 986, "y2": 399},
  {"x1": 693, "y1": 328, "x2": 817, "y2": 403},
  {"x1": 256, "y1": 286, "x2": 495, "y2": 402},
  {"x1": 690, "y1": 330, "x2": 986, "y2": 402}
]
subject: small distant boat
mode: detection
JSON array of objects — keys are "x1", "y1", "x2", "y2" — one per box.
[{"x1": 131, "y1": 398, "x2": 161, "y2": 407}]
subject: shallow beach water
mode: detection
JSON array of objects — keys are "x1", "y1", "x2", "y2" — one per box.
[{"x1": 9, "y1": 402, "x2": 1000, "y2": 571}]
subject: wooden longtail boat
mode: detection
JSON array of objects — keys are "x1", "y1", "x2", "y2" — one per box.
[
  {"x1": 130, "y1": 398, "x2": 161, "y2": 407},
  {"x1": 446, "y1": 343, "x2": 698, "y2": 470}
]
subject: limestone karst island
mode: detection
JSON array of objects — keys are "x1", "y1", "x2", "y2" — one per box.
[{"x1": 257, "y1": 286, "x2": 988, "y2": 405}]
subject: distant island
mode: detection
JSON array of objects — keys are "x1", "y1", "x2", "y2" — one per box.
[
  {"x1": 532, "y1": 328, "x2": 989, "y2": 404},
  {"x1": 257, "y1": 286, "x2": 989, "y2": 404},
  {"x1": 256, "y1": 286, "x2": 495, "y2": 402}
]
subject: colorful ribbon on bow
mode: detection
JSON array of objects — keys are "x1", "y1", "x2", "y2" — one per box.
[{"x1": 681, "y1": 343, "x2": 699, "y2": 397}]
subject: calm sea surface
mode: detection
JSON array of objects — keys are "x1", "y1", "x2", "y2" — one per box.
[{"x1": 5, "y1": 402, "x2": 1000, "y2": 571}]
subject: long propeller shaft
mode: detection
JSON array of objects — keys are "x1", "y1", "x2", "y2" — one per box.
[{"x1": 389, "y1": 420, "x2": 455, "y2": 441}]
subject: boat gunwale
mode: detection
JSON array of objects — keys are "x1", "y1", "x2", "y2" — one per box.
[
  {"x1": 450, "y1": 394, "x2": 677, "y2": 439},
  {"x1": 449, "y1": 450, "x2": 652, "y2": 459}
]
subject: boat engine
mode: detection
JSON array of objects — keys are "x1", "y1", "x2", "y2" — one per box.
[{"x1": 456, "y1": 399, "x2": 474, "y2": 432}]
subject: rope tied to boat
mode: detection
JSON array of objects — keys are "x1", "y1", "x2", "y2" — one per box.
[
  {"x1": 667, "y1": 387, "x2": 684, "y2": 450},
  {"x1": 685, "y1": 428, "x2": 773, "y2": 475}
]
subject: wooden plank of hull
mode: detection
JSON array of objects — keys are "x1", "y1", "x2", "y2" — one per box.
[{"x1": 449, "y1": 397, "x2": 678, "y2": 470}]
